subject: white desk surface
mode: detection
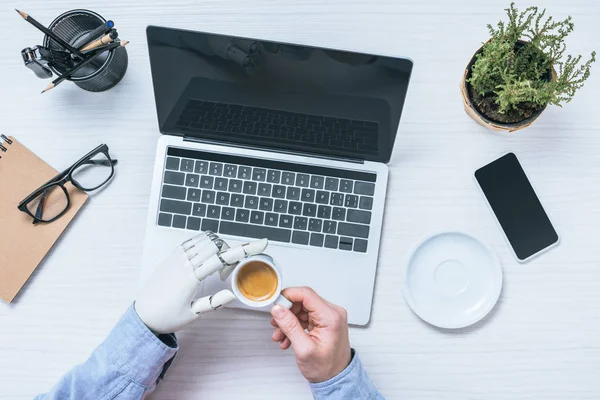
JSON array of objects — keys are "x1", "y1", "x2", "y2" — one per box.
[{"x1": 1, "y1": 1, "x2": 599, "y2": 398}]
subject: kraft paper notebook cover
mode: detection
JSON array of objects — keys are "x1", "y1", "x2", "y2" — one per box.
[{"x1": 0, "y1": 136, "x2": 87, "y2": 303}]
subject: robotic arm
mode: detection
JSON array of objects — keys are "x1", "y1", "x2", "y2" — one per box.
[{"x1": 135, "y1": 231, "x2": 268, "y2": 334}]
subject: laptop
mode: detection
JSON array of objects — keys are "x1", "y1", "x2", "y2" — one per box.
[{"x1": 141, "y1": 26, "x2": 413, "y2": 325}]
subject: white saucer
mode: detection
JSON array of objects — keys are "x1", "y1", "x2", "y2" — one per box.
[{"x1": 403, "y1": 232, "x2": 503, "y2": 329}]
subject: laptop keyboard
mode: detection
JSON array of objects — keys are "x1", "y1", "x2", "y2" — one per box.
[
  {"x1": 175, "y1": 100, "x2": 379, "y2": 155},
  {"x1": 157, "y1": 147, "x2": 377, "y2": 253}
]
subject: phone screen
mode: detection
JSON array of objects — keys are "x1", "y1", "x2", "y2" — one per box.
[{"x1": 475, "y1": 153, "x2": 559, "y2": 261}]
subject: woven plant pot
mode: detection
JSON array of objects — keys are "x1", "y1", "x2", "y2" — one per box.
[{"x1": 460, "y1": 41, "x2": 555, "y2": 133}]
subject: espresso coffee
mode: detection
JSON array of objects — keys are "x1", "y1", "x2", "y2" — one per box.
[{"x1": 236, "y1": 261, "x2": 279, "y2": 301}]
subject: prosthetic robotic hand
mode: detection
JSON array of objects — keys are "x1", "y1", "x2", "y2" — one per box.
[{"x1": 135, "y1": 231, "x2": 268, "y2": 334}]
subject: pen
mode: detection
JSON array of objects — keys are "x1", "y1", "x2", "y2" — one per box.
[
  {"x1": 41, "y1": 40, "x2": 129, "y2": 93},
  {"x1": 77, "y1": 20, "x2": 115, "y2": 50},
  {"x1": 80, "y1": 30, "x2": 118, "y2": 52},
  {"x1": 15, "y1": 9, "x2": 85, "y2": 59}
]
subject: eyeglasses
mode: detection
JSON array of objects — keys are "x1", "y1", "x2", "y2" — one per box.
[{"x1": 18, "y1": 144, "x2": 118, "y2": 224}]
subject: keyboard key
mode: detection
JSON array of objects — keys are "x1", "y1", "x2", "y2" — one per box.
[
  {"x1": 303, "y1": 203, "x2": 317, "y2": 217},
  {"x1": 164, "y1": 171, "x2": 185, "y2": 185},
  {"x1": 331, "y1": 193, "x2": 344, "y2": 206},
  {"x1": 245, "y1": 196, "x2": 259, "y2": 209},
  {"x1": 340, "y1": 179, "x2": 353, "y2": 193},
  {"x1": 185, "y1": 173, "x2": 200, "y2": 187},
  {"x1": 274, "y1": 199, "x2": 288, "y2": 213},
  {"x1": 308, "y1": 219, "x2": 322, "y2": 232},
  {"x1": 292, "y1": 231, "x2": 309, "y2": 245},
  {"x1": 259, "y1": 198, "x2": 273, "y2": 211},
  {"x1": 187, "y1": 188, "x2": 201, "y2": 202},
  {"x1": 173, "y1": 215, "x2": 187, "y2": 229},
  {"x1": 332, "y1": 207, "x2": 346, "y2": 221},
  {"x1": 339, "y1": 237, "x2": 353, "y2": 251},
  {"x1": 324, "y1": 235, "x2": 339, "y2": 249},
  {"x1": 272, "y1": 185, "x2": 286, "y2": 199},
  {"x1": 236, "y1": 209, "x2": 250, "y2": 222},
  {"x1": 201, "y1": 218, "x2": 219, "y2": 232},
  {"x1": 238, "y1": 166, "x2": 252, "y2": 180},
  {"x1": 194, "y1": 161, "x2": 208, "y2": 174},
  {"x1": 286, "y1": 186, "x2": 300, "y2": 200},
  {"x1": 345, "y1": 194, "x2": 359, "y2": 208},
  {"x1": 310, "y1": 176, "x2": 325, "y2": 189},
  {"x1": 282, "y1": 172, "x2": 295, "y2": 185},
  {"x1": 230, "y1": 194, "x2": 244, "y2": 208},
  {"x1": 301, "y1": 189, "x2": 315, "y2": 203},
  {"x1": 265, "y1": 213, "x2": 278, "y2": 226},
  {"x1": 229, "y1": 179, "x2": 243, "y2": 193},
  {"x1": 310, "y1": 233, "x2": 324, "y2": 247},
  {"x1": 180, "y1": 159, "x2": 194, "y2": 172},
  {"x1": 207, "y1": 205, "x2": 221, "y2": 219},
  {"x1": 160, "y1": 199, "x2": 192, "y2": 215},
  {"x1": 243, "y1": 181, "x2": 257, "y2": 195},
  {"x1": 267, "y1": 170, "x2": 281, "y2": 183},
  {"x1": 216, "y1": 192, "x2": 230, "y2": 205},
  {"x1": 165, "y1": 157, "x2": 179, "y2": 171},
  {"x1": 221, "y1": 207, "x2": 235, "y2": 221},
  {"x1": 325, "y1": 177, "x2": 339, "y2": 191},
  {"x1": 224, "y1": 164, "x2": 237, "y2": 177},
  {"x1": 193, "y1": 203, "x2": 206, "y2": 217},
  {"x1": 162, "y1": 185, "x2": 186, "y2": 200},
  {"x1": 317, "y1": 205, "x2": 332, "y2": 219},
  {"x1": 323, "y1": 220, "x2": 337, "y2": 234},
  {"x1": 251, "y1": 211, "x2": 265, "y2": 224},
  {"x1": 359, "y1": 196, "x2": 374, "y2": 210},
  {"x1": 214, "y1": 178, "x2": 228, "y2": 191},
  {"x1": 316, "y1": 191, "x2": 329, "y2": 204},
  {"x1": 279, "y1": 214, "x2": 293, "y2": 228},
  {"x1": 338, "y1": 222, "x2": 369, "y2": 238},
  {"x1": 295, "y1": 174, "x2": 309, "y2": 187},
  {"x1": 200, "y1": 176, "x2": 214, "y2": 189},
  {"x1": 201, "y1": 190, "x2": 215, "y2": 204},
  {"x1": 289, "y1": 202, "x2": 302, "y2": 215},
  {"x1": 347, "y1": 209, "x2": 371, "y2": 224},
  {"x1": 158, "y1": 213, "x2": 172, "y2": 227},
  {"x1": 187, "y1": 217, "x2": 201, "y2": 231},
  {"x1": 209, "y1": 162, "x2": 223, "y2": 176},
  {"x1": 258, "y1": 183, "x2": 272, "y2": 197},
  {"x1": 294, "y1": 216, "x2": 308, "y2": 230},
  {"x1": 220, "y1": 221, "x2": 291, "y2": 243},
  {"x1": 252, "y1": 168, "x2": 266, "y2": 181},
  {"x1": 354, "y1": 181, "x2": 375, "y2": 196},
  {"x1": 354, "y1": 239, "x2": 368, "y2": 253}
]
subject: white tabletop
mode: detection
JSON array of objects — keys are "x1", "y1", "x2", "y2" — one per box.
[{"x1": 1, "y1": 1, "x2": 599, "y2": 398}]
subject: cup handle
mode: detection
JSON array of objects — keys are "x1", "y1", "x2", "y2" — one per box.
[{"x1": 274, "y1": 293, "x2": 293, "y2": 309}]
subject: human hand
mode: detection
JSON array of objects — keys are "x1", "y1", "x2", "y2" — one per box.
[
  {"x1": 135, "y1": 231, "x2": 268, "y2": 334},
  {"x1": 270, "y1": 287, "x2": 352, "y2": 383}
]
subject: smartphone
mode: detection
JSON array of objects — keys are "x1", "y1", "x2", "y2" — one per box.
[{"x1": 475, "y1": 153, "x2": 559, "y2": 262}]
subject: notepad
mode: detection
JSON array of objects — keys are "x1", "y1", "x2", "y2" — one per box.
[{"x1": 0, "y1": 136, "x2": 87, "y2": 303}]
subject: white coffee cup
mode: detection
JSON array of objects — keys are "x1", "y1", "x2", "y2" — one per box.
[{"x1": 230, "y1": 254, "x2": 293, "y2": 309}]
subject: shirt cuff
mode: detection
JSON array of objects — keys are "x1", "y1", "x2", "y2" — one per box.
[
  {"x1": 104, "y1": 304, "x2": 179, "y2": 388},
  {"x1": 310, "y1": 349, "x2": 380, "y2": 399}
]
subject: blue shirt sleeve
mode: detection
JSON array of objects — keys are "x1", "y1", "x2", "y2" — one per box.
[
  {"x1": 309, "y1": 349, "x2": 384, "y2": 400},
  {"x1": 35, "y1": 304, "x2": 178, "y2": 400}
]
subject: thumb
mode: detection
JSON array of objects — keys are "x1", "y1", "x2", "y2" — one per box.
[{"x1": 271, "y1": 305, "x2": 312, "y2": 350}]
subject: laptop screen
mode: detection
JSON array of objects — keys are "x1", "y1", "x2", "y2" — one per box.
[{"x1": 147, "y1": 26, "x2": 412, "y2": 163}]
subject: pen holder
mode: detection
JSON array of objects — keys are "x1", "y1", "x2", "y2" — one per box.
[{"x1": 43, "y1": 9, "x2": 128, "y2": 92}]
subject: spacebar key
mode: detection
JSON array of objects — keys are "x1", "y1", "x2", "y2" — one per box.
[{"x1": 219, "y1": 221, "x2": 292, "y2": 243}]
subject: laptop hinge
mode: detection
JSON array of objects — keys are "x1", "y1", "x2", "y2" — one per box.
[{"x1": 182, "y1": 136, "x2": 365, "y2": 164}]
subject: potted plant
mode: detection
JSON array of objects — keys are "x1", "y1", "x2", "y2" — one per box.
[{"x1": 461, "y1": 3, "x2": 596, "y2": 132}]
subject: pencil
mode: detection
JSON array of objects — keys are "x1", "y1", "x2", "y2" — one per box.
[
  {"x1": 15, "y1": 9, "x2": 85, "y2": 59},
  {"x1": 80, "y1": 30, "x2": 118, "y2": 52},
  {"x1": 77, "y1": 20, "x2": 115, "y2": 50},
  {"x1": 41, "y1": 40, "x2": 129, "y2": 94}
]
